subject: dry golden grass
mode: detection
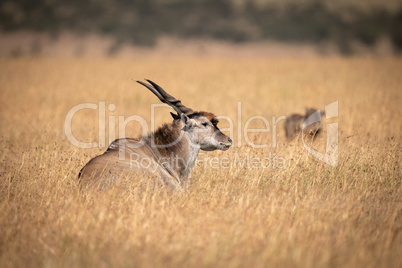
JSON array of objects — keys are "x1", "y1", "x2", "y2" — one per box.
[{"x1": 0, "y1": 54, "x2": 401, "y2": 267}]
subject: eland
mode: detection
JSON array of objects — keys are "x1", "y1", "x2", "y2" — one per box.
[
  {"x1": 78, "y1": 80, "x2": 232, "y2": 189},
  {"x1": 284, "y1": 108, "x2": 325, "y2": 140}
]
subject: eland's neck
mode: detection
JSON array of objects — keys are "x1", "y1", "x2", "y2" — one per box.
[{"x1": 143, "y1": 121, "x2": 200, "y2": 183}]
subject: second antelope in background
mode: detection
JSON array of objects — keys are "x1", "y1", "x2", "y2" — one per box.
[
  {"x1": 284, "y1": 108, "x2": 325, "y2": 140},
  {"x1": 79, "y1": 80, "x2": 232, "y2": 190}
]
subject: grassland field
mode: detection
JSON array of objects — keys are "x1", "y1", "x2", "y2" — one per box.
[{"x1": 0, "y1": 54, "x2": 401, "y2": 267}]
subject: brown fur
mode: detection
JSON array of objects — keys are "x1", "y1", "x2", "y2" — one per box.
[
  {"x1": 144, "y1": 120, "x2": 185, "y2": 158},
  {"x1": 188, "y1": 111, "x2": 218, "y2": 124}
]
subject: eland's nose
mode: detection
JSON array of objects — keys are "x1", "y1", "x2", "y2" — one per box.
[{"x1": 228, "y1": 138, "x2": 232, "y2": 145}]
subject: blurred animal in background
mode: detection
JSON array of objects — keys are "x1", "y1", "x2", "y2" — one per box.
[{"x1": 284, "y1": 108, "x2": 325, "y2": 140}]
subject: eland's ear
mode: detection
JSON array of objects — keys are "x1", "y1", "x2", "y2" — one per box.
[
  {"x1": 170, "y1": 112, "x2": 180, "y2": 120},
  {"x1": 181, "y1": 113, "x2": 190, "y2": 124},
  {"x1": 181, "y1": 113, "x2": 193, "y2": 131}
]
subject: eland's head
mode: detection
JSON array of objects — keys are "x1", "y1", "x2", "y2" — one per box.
[
  {"x1": 176, "y1": 111, "x2": 232, "y2": 151},
  {"x1": 137, "y1": 80, "x2": 232, "y2": 152}
]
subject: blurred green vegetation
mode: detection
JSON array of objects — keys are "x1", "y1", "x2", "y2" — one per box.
[{"x1": 1, "y1": 0, "x2": 401, "y2": 53}]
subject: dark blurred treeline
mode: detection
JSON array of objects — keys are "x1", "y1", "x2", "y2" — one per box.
[{"x1": 1, "y1": 0, "x2": 402, "y2": 54}]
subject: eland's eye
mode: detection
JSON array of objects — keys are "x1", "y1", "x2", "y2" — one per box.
[{"x1": 202, "y1": 122, "x2": 209, "y2": 127}]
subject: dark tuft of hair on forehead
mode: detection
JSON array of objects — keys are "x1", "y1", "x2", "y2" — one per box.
[{"x1": 187, "y1": 111, "x2": 219, "y2": 125}]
